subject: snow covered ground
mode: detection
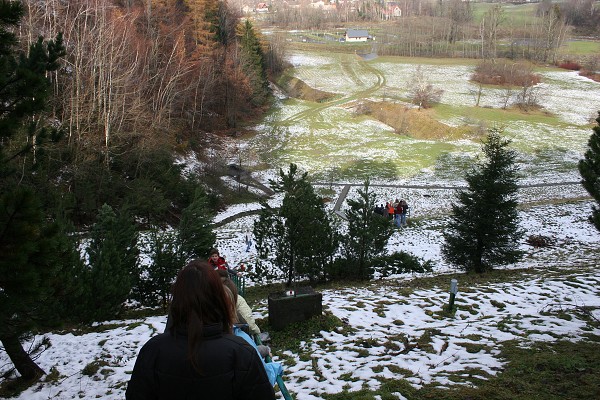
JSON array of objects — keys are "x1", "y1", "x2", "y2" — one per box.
[
  {"x1": 3, "y1": 182, "x2": 599, "y2": 400},
  {"x1": 2, "y1": 50, "x2": 600, "y2": 399}
]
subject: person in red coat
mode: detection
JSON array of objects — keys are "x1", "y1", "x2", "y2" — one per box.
[
  {"x1": 386, "y1": 202, "x2": 394, "y2": 220},
  {"x1": 208, "y1": 248, "x2": 239, "y2": 276}
]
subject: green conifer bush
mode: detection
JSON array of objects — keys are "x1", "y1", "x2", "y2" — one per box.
[{"x1": 442, "y1": 129, "x2": 524, "y2": 273}]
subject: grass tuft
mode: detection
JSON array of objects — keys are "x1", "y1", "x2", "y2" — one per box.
[
  {"x1": 258, "y1": 311, "x2": 350, "y2": 355},
  {"x1": 317, "y1": 336, "x2": 600, "y2": 399}
]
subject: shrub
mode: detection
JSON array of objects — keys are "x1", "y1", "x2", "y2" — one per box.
[
  {"x1": 580, "y1": 69, "x2": 600, "y2": 83},
  {"x1": 325, "y1": 257, "x2": 374, "y2": 281},
  {"x1": 372, "y1": 251, "x2": 433, "y2": 278},
  {"x1": 558, "y1": 60, "x2": 581, "y2": 71},
  {"x1": 526, "y1": 234, "x2": 556, "y2": 247},
  {"x1": 82, "y1": 360, "x2": 109, "y2": 377},
  {"x1": 472, "y1": 60, "x2": 541, "y2": 87}
]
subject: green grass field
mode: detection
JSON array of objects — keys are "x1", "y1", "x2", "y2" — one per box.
[
  {"x1": 249, "y1": 48, "x2": 599, "y2": 182},
  {"x1": 560, "y1": 40, "x2": 600, "y2": 56},
  {"x1": 472, "y1": 2, "x2": 538, "y2": 24}
]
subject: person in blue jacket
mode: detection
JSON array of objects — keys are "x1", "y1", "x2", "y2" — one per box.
[{"x1": 126, "y1": 260, "x2": 275, "y2": 400}]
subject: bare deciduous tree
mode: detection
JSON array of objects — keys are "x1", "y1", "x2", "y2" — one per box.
[
  {"x1": 470, "y1": 81, "x2": 484, "y2": 107},
  {"x1": 532, "y1": 1, "x2": 569, "y2": 63},
  {"x1": 408, "y1": 65, "x2": 444, "y2": 109},
  {"x1": 480, "y1": 4, "x2": 505, "y2": 60}
]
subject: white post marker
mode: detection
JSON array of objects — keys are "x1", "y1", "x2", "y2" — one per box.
[
  {"x1": 450, "y1": 279, "x2": 458, "y2": 294},
  {"x1": 448, "y1": 278, "x2": 458, "y2": 312}
]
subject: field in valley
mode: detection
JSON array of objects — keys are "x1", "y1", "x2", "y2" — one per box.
[{"x1": 239, "y1": 49, "x2": 600, "y2": 188}]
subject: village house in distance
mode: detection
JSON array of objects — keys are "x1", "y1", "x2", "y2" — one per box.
[
  {"x1": 344, "y1": 28, "x2": 372, "y2": 42},
  {"x1": 241, "y1": 0, "x2": 404, "y2": 20}
]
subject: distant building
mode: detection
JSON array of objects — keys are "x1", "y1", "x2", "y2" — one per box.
[
  {"x1": 345, "y1": 29, "x2": 371, "y2": 42},
  {"x1": 282, "y1": 0, "x2": 302, "y2": 9},
  {"x1": 382, "y1": 2, "x2": 402, "y2": 19},
  {"x1": 310, "y1": 0, "x2": 337, "y2": 10},
  {"x1": 256, "y1": 2, "x2": 269, "y2": 13}
]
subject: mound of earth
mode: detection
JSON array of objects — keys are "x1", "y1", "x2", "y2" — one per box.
[
  {"x1": 359, "y1": 101, "x2": 480, "y2": 140},
  {"x1": 278, "y1": 75, "x2": 336, "y2": 102}
]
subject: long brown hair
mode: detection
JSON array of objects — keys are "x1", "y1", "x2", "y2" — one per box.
[{"x1": 169, "y1": 260, "x2": 234, "y2": 371}]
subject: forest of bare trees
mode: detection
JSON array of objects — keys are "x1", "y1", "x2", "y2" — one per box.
[
  {"x1": 375, "y1": 2, "x2": 571, "y2": 63},
  {"x1": 263, "y1": 0, "x2": 597, "y2": 64},
  {"x1": 22, "y1": 0, "x2": 280, "y2": 141},
  {"x1": 5, "y1": 0, "x2": 285, "y2": 224}
]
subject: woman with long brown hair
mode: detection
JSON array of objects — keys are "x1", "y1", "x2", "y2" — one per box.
[{"x1": 126, "y1": 260, "x2": 275, "y2": 400}]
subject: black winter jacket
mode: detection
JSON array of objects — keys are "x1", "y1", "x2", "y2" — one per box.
[{"x1": 125, "y1": 323, "x2": 276, "y2": 400}]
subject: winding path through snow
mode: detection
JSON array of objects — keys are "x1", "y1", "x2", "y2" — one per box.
[
  {"x1": 214, "y1": 179, "x2": 587, "y2": 226},
  {"x1": 282, "y1": 55, "x2": 386, "y2": 124}
]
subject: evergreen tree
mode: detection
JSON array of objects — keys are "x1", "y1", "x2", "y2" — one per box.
[
  {"x1": 184, "y1": 0, "x2": 222, "y2": 53},
  {"x1": 0, "y1": 0, "x2": 70, "y2": 381},
  {"x1": 291, "y1": 185, "x2": 338, "y2": 284},
  {"x1": 254, "y1": 164, "x2": 338, "y2": 286},
  {"x1": 179, "y1": 188, "x2": 216, "y2": 260},
  {"x1": 253, "y1": 201, "x2": 286, "y2": 283},
  {"x1": 43, "y1": 215, "x2": 87, "y2": 323},
  {"x1": 133, "y1": 187, "x2": 214, "y2": 308},
  {"x1": 135, "y1": 229, "x2": 185, "y2": 309},
  {"x1": 0, "y1": 189, "x2": 83, "y2": 380},
  {"x1": 578, "y1": 111, "x2": 600, "y2": 231},
  {"x1": 343, "y1": 179, "x2": 395, "y2": 279},
  {"x1": 0, "y1": 2, "x2": 64, "y2": 142},
  {"x1": 442, "y1": 129, "x2": 524, "y2": 273},
  {"x1": 236, "y1": 19, "x2": 270, "y2": 105},
  {"x1": 82, "y1": 204, "x2": 139, "y2": 321}
]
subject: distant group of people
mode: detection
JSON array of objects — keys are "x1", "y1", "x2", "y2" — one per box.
[
  {"x1": 374, "y1": 198, "x2": 409, "y2": 227},
  {"x1": 126, "y1": 249, "x2": 280, "y2": 400}
]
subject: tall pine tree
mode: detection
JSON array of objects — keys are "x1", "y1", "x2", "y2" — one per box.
[
  {"x1": 236, "y1": 19, "x2": 270, "y2": 105},
  {"x1": 179, "y1": 188, "x2": 216, "y2": 260},
  {"x1": 578, "y1": 111, "x2": 600, "y2": 231},
  {"x1": 254, "y1": 164, "x2": 337, "y2": 286},
  {"x1": 442, "y1": 129, "x2": 524, "y2": 273},
  {"x1": 344, "y1": 179, "x2": 395, "y2": 279},
  {"x1": 134, "y1": 228, "x2": 186, "y2": 309},
  {"x1": 0, "y1": 2, "x2": 64, "y2": 142},
  {"x1": 82, "y1": 204, "x2": 139, "y2": 321},
  {"x1": 0, "y1": 0, "x2": 70, "y2": 381},
  {"x1": 133, "y1": 188, "x2": 215, "y2": 308},
  {"x1": 0, "y1": 190, "x2": 83, "y2": 380},
  {"x1": 184, "y1": 0, "x2": 222, "y2": 54}
]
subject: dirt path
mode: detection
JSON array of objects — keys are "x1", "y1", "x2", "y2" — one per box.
[
  {"x1": 323, "y1": 180, "x2": 583, "y2": 209},
  {"x1": 214, "y1": 180, "x2": 585, "y2": 227},
  {"x1": 283, "y1": 55, "x2": 386, "y2": 124},
  {"x1": 333, "y1": 184, "x2": 351, "y2": 212},
  {"x1": 316, "y1": 180, "x2": 582, "y2": 191}
]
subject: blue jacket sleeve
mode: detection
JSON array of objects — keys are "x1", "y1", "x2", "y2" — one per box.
[{"x1": 233, "y1": 345, "x2": 277, "y2": 400}]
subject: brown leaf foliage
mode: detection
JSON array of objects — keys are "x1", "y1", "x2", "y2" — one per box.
[{"x1": 472, "y1": 60, "x2": 541, "y2": 87}]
